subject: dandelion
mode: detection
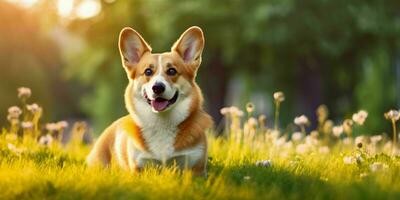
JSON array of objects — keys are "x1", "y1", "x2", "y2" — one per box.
[
  {"x1": 294, "y1": 115, "x2": 309, "y2": 134},
  {"x1": 256, "y1": 160, "x2": 272, "y2": 167},
  {"x1": 319, "y1": 146, "x2": 330, "y2": 154},
  {"x1": 343, "y1": 119, "x2": 353, "y2": 136},
  {"x1": 273, "y1": 91, "x2": 285, "y2": 130},
  {"x1": 370, "y1": 135, "x2": 382, "y2": 144},
  {"x1": 39, "y1": 134, "x2": 54, "y2": 147},
  {"x1": 343, "y1": 156, "x2": 355, "y2": 164},
  {"x1": 296, "y1": 144, "x2": 309, "y2": 154},
  {"x1": 26, "y1": 103, "x2": 41, "y2": 113},
  {"x1": 21, "y1": 121, "x2": 33, "y2": 130},
  {"x1": 243, "y1": 176, "x2": 251, "y2": 180},
  {"x1": 332, "y1": 126, "x2": 343, "y2": 137},
  {"x1": 8, "y1": 106, "x2": 22, "y2": 119},
  {"x1": 45, "y1": 123, "x2": 59, "y2": 132},
  {"x1": 57, "y1": 121, "x2": 69, "y2": 130},
  {"x1": 384, "y1": 109, "x2": 400, "y2": 147},
  {"x1": 17, "y1": 87, "x2": 31, "y2": 99},
  {"x1": 291, "y1": 132, "x2": 303, "y2": 142},
  {"x1": 246, "y1": 102, "x2": 255, "y2": 115},
  {"x1": 370, "y1": 162, "x2": 388, "y2": 172},
  {"x1": 352, "y1": 110, "x2": 368, "y2": 125}
]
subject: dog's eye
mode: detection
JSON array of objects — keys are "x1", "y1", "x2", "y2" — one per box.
[
  {"x1": 144, "y1": 68, "x2": 153, "y2": 76},
  {"x1": 166, "y1": 68, "x2": 177, "y2": 76}
]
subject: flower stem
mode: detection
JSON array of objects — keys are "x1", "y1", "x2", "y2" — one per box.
[
  {"x1": 392, "y1": 119, "x2": 397, "y2": 147},
  {"x1": 274, "y1": 102, "x2": 280, "y2": 130}
]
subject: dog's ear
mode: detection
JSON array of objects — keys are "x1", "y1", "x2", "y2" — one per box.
[
  {"x1": 172, "y1": 26, "x2": 204, "y2": 65},
  {"x1": 119, "y1": 27, "x2": 152, "y2": 69}
]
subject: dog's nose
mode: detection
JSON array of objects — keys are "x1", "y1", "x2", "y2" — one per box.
[{"x1": 152, "y1": 82, "x2": 165, "y2": 94}]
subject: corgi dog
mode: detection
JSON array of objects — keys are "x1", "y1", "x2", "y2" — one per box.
[{"x1": 86, "y1": 26, "x2": 213, "y2": 176}]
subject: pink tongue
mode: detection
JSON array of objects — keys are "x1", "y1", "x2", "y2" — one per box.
[{"x1": 151, "y1": 100, "x2": 169, "y2": 111}]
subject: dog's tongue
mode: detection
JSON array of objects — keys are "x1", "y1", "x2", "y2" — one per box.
[{"x1": 151, "y1": 99, "x2": 169, "y2": 111}]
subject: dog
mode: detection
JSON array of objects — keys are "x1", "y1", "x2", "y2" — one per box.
[{"x1": 86, "y1": 26, "x2": 213, "y2": 176}]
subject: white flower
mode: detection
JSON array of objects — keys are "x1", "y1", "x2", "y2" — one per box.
[
  {"x1": 384, "y1": 110, "x2": 400, "y2": 121},
  {"x1": 17, "y1": 87, "x2": 31, "y2": 99},
  {"x1": 8, "y1": 106, "x2": 22, "y2": 119},
  {"x1": 21, "y1": 121, "x2": 33, "y2": 129},
  {"x1": 229, "y1": 106, "x2": 244, "y2": 117},
  {"x1": 57, "y1": 121, "x2": 69, "y2": 129},
  {"x1": 370, "y1": 135, "x2": 383, "y2": 143},
  {"x1": 26, "y1": 103, "x2": 42, "y2": 113},
  {"x1": 45, "y1": 123, "x2": 59, "y2": 132},
  {"x1": 256, "y1": 160, "x2": 272, "y2": 167},
  {"x1": 352, "y1": 110, "x2": 368, "y2": 125},
  {"x1": 370, "y1": 162, "x2": 388, "y2": 172},
  {"x1": 342, "y1": 137, "x2": 352, "y2": 145},
  {"x1": 332, "y1": 126, "x2": 343, "y2": 137},
  {"x1": 220, "y1": 107, "x2": 230, "y2": 115},
  {"x1": 355, "y1": 136, "x2": 365, "y2": 146},
  {"x1": 247, "y1": 117, "x2": 258, "y2": 127},
  {"x1": 319, "y1": 146, "x2": 330, "y2": 154},
  {"x1": 291, "y1": 132, "x2": 303, "y2": 142},
  {"x1": 296, "y1": 144, "x2": 309, "y2": 154},
  {"x1": 273, "y1": 91, "x2": 285, "y2": 103},
  {"x1": 343, "y1": 156, "x2": 355, "y2": 164},
  {"x1": 294, "y1": 115, "x2": 309, "y2": 126},
  {"x1": 39, "y1": 134, "x2": 53, "y2": 146}
]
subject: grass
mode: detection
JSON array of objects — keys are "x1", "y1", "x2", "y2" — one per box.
[{"x1": 1, "y1": 88, "x2": 400, "y2": 200}]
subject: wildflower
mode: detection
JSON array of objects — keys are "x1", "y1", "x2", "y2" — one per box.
[
  {"x1": 273, "y1": 91, "x2": 285, "y2": 103},
  {"x1": 291, "y1": 132, "x2": 303, "y2": 142},
  {"x1": 343, "y1": 137, "x2": 352, "y2": 145},
  {"x1": 21, "y1": 121, "x2": 33, "y2": 130},
  {"x1": 17, "y1": 87, "x2": 31, "y2": 99},
  {"x1": 246, "y1": 102, "x2": 255, "y2": 114},
  {"x1": 319, "y1": 146, "x2": 330, "y2": 154},
  {"x1": 370, "y1": 135, "x2": 382, "y2": 143},
  {"x1": 8, "y1": 106, "x2": 22, "y2": 119},
  {"x1": 370, "y1": 162, "x2": 388, "y2": 172},
  {"x1": 384, "y1": 110, "x2": 400, "y2": 121},
  {"x1": 57, "y1": 121, "x2": 69, "y2": 130},
  {"x1": 294, "y1": 115, "x2": 309, "y2": 126},
  {"x1": 384, "y1": 109, "x2": 399, "y2": 147},
  {"x1": 355, "y1": 136, "x2": 365, "y2": 147},
  {"x1": 310, "y1": 131, "x2": 319, "y2": 138},
  {"x1": 26, "y1": 103, "x2": 42, "y2": 113},
  {"x1": 255, "y1": 160, "x2": 272, "y2": 167},
  {"x1": 352, "y1": 110, "x2": 368, "y2": 125},
  {"x1": 332, "y1": 126, "x2": 343, "y2": 137},
  {"x1": 296, "y1": 144, "x2": 309, "y2": 154},
  {"x1": 39, "y1": 134, "x2": 54, "y2": 146},
  {"x1": 274, "y1": 137, "x2": 286, "y2": 147},
  {"x1": 343, "y1": 119, "x2": 353, "y2": 136},
  {"x1": 322, "y1": 120, "x2": 333, "y2": 134},
  {"x1": 305, "y1": 135, "x2": 319, "y2": 146},
  {"x1": 220, "y1": 107, "x2": 230, "y2": 115},
  {"x1": 7, "y1": 143, "x2": 24, "y2": 154},
  {"x1": 45, "y1": 123, "x2": 59, "y2": 132},
  {"x1": 230, "y1": 106, "x2": 244, "y2": 117},
  {"x1": 243, "y1": 176, "x2": 251, "y2": 180},
  {"x1": 343, "y1": 156, "x2": 355, "y2": 164}
]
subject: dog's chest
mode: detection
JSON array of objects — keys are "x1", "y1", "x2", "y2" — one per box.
[{"x1": 141, "y1": 124, "x2": 177, "y2": 160}]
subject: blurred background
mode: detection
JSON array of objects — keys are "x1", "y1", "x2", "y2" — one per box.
[{"x1": 1, "y1": 0, "x2": 400, "y2": 135}]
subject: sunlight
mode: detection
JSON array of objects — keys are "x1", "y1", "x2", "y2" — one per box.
[
  {"x1": 6, "y1": 0, "x2": 38, "y2": 8},
  {"x1": 57, "y1": 0, "x2": 74, "y2": 18},
  {"x1": 76, "y1": 0, "x2": 101, "y2": 19}
]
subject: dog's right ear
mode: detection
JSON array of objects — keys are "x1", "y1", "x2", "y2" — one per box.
[{"x1": 119, "y1": 27, "x2": 152, "y2": 70}]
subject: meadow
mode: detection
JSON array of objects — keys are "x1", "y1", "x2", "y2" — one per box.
[{"x1": 1, "y1": 88, "x2": 400, "y2": 200}]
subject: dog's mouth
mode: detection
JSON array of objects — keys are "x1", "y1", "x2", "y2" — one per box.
[{"x1": 144, "y1": 91, "x2": 179, "y2": 112}]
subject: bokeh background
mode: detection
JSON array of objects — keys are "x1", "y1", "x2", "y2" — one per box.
[{"x1": 1, "y1": 0, "x2": 399, "y2": 135}]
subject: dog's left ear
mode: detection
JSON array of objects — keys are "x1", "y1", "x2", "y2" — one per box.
[{"x1": 172, "y1": 26, "x2": 204, "y2": 65}]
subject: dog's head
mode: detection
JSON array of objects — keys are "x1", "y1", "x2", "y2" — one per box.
[{"x1": 119, "y1": 27, "x2": 204, "y2": 113}]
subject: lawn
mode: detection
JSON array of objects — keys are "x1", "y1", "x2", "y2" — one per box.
[{"x1": 1, "y1": 89, "x2": 400, "y2": 200}]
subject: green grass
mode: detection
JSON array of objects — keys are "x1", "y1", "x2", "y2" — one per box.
[{"x1": 1, "y1": 133, "x2": 399, "y2": 200}]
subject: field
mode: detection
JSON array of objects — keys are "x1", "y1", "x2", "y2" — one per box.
[{"x1": 1, "y1": 89, "x2": 400, "y2": 200}]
